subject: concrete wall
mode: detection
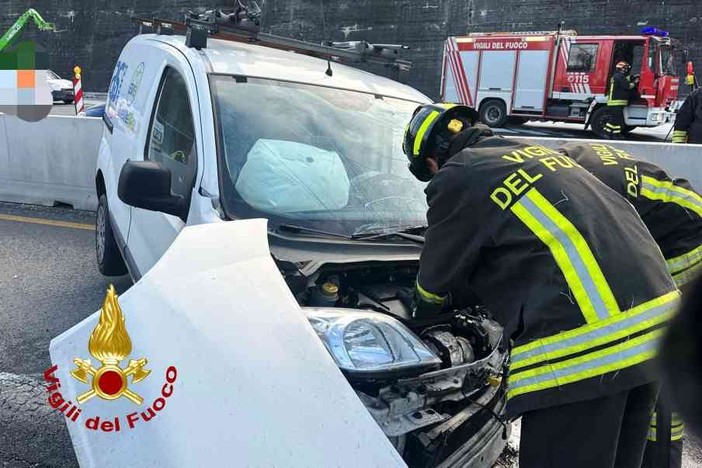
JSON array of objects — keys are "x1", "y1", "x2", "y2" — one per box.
[
  {"x1": 0, "y1": 114, "x2": 699, "y2": 213},
  {"x1": 0, "y1": 115, "x2": 102, "y2": 210},
  {"x1": 514, "y1": 137, "x2": 702, "y2": 189},
  {"x1": 261, "y1": 0, "x2": 702, "y2": 100},
  {"x1": 0, "y1": 1, "x2": 698, "y2": 97}
]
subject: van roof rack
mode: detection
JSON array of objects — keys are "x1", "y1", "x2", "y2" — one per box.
[{"x1": 131, "y1": 7, "x2": 411, "y2": 71}]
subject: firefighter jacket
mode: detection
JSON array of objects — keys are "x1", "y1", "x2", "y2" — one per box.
[
  {"x1": 561, "y1": 142, "x2": 702, "y2": 287},
  {"x1": 673, "y1": 88, "x2": 702, "y2": 144},
  {"x1": 608, "y1": 70, "x2": 636, "y2": 106},
  {"x1": 416, "y1": 135, "x2": 679, "y2": 417}
]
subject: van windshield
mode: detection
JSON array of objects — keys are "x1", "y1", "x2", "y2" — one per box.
[{"x1": 210, "y1": 75, "x2": 430, "y2": 237}]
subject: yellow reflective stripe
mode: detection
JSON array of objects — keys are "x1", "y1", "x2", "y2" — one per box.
[
  {"x1": 416, "y1": 281, "x2": 446, "y2": 305},
  {"x1": 640, "y1": 175, "x2": 702, "y2": 218},
  {"x1": 672, "y1": 130, "x2": 688, "y2": 143},
  {"x1": 508, "y1": 329, "x2": 661, "y2": 399},
  {"x1": 413, "y1": 110, "x2": 440, "y2": 156},
  {"x1": 673, "y1": 263, "x2": 702, "y2": 287},
  {"x1": 672, "y1": 423, "x2": 685, "y2": 441},
  {"x1": 511, "y1": 290, "x2": 678, "y2": 358},
  {"x1": 512, "y1": 189, "x2": 620, "y2": 323},
  {"x1": 648, "y1": 427, "x2": 657, "y2": 442},
  {"x1": 438, "y1": 103, "x2": 457, "y2": 110},
  {"x1": 666, "y1": 243, "x2": 702, "y2": 275},
  {"x1": 607, "y1": 100, "x2": 628, "y2": 106},
  {"x1": 650, "y1": 412, "x2": 684, "y2": 427},
  {"x1": 673, "y1": 413, "x2": 684, "y2": 426},
  {"x1": 510, "y1": 296, "x2": 675, "y2": 371}
]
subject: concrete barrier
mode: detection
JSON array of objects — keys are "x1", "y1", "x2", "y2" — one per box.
[
  {"x1": 0, "y1": 115, "x2": 700, "y2": 214},
  {"x1": 513, "y1": 137, "x2": 702, "y2": 189},
  {"x1": 0, "y1": 114, "x2": 102, "y2": 211}
]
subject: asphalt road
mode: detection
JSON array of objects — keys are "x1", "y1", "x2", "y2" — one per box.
[
  {"x1": 0, "y1": 202, "x2": 131, "y2": 467},
  {"x1": 0, "y1": 201, "x2": 700, "y2": 467}
]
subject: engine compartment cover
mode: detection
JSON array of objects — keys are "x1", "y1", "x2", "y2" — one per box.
[{"x1": 49, "y1": 220, "x2": 406, "y2": 468}]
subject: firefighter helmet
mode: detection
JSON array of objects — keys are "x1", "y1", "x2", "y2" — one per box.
[
  {"x1": 616, "y1": 61, "x2": 631, "y2": 73},
  {"x1": 403, "y1": 103, "x2": 479, "y2": 181}
]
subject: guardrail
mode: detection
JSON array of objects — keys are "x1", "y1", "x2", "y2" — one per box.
[
  {"x1": 0, "y1": 116, "x2": 699, "y2": 212},
  {"x1": 0, "y1": 114, "x2": 102, "y2": 210}
]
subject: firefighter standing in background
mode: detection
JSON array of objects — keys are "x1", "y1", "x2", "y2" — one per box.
[
  {"x1": 402, "y1": 103, "x2": 679, "y2": 467},
  {"x1": 560, "y1": 142, "x2": 702, "y2": 468},
  {"x1": 672, "y1": 87, "x2": 702, "y2": 144},
  {"x1": 606, "y1": 61, "x2": 638, "y2": 139}
]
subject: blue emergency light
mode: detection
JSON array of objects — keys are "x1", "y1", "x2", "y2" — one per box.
[{"x1": 641, "y1": 27, "x2": 669, "y2": 38}]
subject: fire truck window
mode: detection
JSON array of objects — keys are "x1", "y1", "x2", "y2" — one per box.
[
  {"x1": 567, "y1": 44, "x2": 598, "y2": 72},
  {"x1": 631, "y1": 45, "x2": 644, "y2": 74}
]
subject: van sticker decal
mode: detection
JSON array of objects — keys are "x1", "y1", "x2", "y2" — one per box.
[
  {"x1": 126, "y1": 62, "x2": 145, "y2": 106},
  {"x1": 152, "y1": 120, "x2": 164, "y2": 145}
]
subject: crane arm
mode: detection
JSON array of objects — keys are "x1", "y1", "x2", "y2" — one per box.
[{"x1": 0, "y1": 8, "x2": 54, "y2": 52}]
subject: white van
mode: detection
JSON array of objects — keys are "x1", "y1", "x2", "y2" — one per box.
[{"x1": 95, "y1": 15, "x2": 509, "y2": 467}]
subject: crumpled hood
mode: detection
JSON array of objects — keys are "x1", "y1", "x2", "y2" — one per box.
[{"x1": 49, "y1": 220, "x2": 405, "y2": 467}]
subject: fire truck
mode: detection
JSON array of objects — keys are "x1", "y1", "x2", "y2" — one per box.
[{"x1": 440, "y1": 28, "x2": 679, "y2": 137}]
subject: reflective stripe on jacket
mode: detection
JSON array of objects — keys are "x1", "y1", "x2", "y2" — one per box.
[
  {"x1": 417, "y1": 136, "x2": 678, "y2": 417},
  {"x1": 674, "y1": 89, "x2": 702, "y2": 144},
  {"x1": 608, "y1": 71, "x2": 635, "y2": 106},
  {"x1": 561, "y1": 142, "x2": 702, "y2": 287},
  {"x1": 648, "y1": 411, "x2": 685, "y2": 442}
]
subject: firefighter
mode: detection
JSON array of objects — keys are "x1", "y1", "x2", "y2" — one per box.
[
  {"x1": 605, "y1": 61, "x2": 638, "y2": 139},
  {"x1": 402, "y1": 103, "x2": 679, "y2": 468},
  {"x1": 559, "y1": 142, "x2": 702, "y2": 468},
  {"x1": 672, "y1": 87, "x2": 702, "y2": 144}
]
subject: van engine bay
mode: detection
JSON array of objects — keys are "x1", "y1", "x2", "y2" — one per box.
[{"x1": 280, "y1": 260, "x2": 510, "y2": 467}]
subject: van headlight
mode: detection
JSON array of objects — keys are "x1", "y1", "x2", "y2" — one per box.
[{"x1": 305, "y1": 308, "x2": 441, "y2": 377}]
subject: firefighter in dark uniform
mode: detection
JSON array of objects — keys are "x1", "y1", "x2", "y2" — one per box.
[
  {"x1": 402, "y1": 103, "x2": 680, "y2": 467},
  {"x1": 673, "y1": 87, "x2": 702, "y2": 144},
  {"x1": 560, "y1": 142, "x2": 702, "y2": 468},
  {"x1": 606, "y1": 61, "x2": 638, "y2": 139}
]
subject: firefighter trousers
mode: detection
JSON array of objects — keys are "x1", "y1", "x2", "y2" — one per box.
[
  {"x1": 605, "y1": 106, "x2": 626, "y2": 137},
  {"x1": 519, "y1": 383, "x2": 659, "y2": 468},
  {"x1": 642, "y1": 386, "x2": 684, "y2": 468}
]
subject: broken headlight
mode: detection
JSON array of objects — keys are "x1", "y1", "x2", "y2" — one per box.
[{"x1": 305, "y1": 308, "x2": 441, "y2": 377}]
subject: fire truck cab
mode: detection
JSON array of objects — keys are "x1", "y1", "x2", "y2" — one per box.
[{"x1": 441, "y1": 29, "x2": 679, "y2": 137}]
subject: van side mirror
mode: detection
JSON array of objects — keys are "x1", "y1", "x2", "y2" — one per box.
[{"x1": 118, "y1": 161, "x2": 188, "y2": 219}]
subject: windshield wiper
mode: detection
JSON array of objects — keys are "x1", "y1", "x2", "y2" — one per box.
[
  {"x1": 275, "y1": 223, "x2": 352, "y2": 240},
  {"x1": 352, "y1": 227, "x2": 425, "y2": 243}
]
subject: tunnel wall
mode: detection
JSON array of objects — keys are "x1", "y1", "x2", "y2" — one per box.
[{"x1": 0, "y1": 1, "x2": 698, "y2": 97}]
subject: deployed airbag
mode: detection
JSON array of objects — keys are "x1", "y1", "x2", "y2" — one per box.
[{"x1": 235, "y1": 139, "x2": 350, "y2": 214}]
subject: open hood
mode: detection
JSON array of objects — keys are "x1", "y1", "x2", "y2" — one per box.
[{"x1": 49, "y1": 220, "x2": 405, "y2": 467}]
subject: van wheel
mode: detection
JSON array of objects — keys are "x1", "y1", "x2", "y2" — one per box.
[
  {"x1": 590, "y1": 107, "x2": 613, "y2": 139},
  {"x1": 479, "y1": 100, "x2": 508, "y2": 128},
  {"x1": 96, "y1": 194, "x2": 127, "y2": 276}
]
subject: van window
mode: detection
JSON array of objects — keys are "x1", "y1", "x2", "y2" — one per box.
[
  {"x1": 567, "y1": 44, "x2": 598, "y2": 72},
  {"x1": 146, "y1": 68, "x2": 197, "y2": 199}
]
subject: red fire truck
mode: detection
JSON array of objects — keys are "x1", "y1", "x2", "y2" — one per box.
[{"x1": 440, "y1": 28, "x2": 679, "y2": 137}]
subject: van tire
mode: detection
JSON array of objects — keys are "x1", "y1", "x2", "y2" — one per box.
[
  {"x1": 96, "y1": 194, "x2": 127, "y2": 276},
  {"x1": 479, "y1": 100, "x2": 508, "y2": 128}
]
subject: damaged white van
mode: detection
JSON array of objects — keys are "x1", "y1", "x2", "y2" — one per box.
[{"x1": 94, "y1": 11, "x2": 509, "y2": 467}]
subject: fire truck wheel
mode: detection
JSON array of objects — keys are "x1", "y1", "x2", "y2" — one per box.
[
  {"x1": 590, "y1": 106, "x2": 614, "y2": 139},
  {"x1": 479, "y1": 100, "x2": 508, "y2": 128}
]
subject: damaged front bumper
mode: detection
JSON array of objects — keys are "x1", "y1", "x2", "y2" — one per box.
[{"x1": 357, "y1": 332, "x2": 509, "y2": 467}]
